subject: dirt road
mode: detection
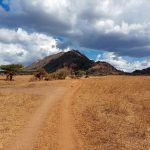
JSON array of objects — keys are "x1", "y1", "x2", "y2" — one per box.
[{"x1": 2, "y1": 80, "x2": 81, "y2": 150}]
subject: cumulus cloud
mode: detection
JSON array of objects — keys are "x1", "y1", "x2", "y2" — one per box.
[
  {"x1": 0, "y1": 0, "x2": 150, "y2": 57},
  {"x1": 0, "y1": 0, "x2": 150, "y2": 71},
  {"x1": 0, "y1": 28, "x2": 65, "y2": 66},
  {"x1": 96, "y1": 52, "x2": 150, "y2": 72}
]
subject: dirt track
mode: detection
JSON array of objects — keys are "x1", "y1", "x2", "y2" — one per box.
[{"x1": 2, "y1": 80, "x2": 81, "y2": 150}]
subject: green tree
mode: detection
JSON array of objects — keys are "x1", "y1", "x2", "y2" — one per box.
[{"x1": 0, "y1": 64, "x2": 23, "y2": 81}]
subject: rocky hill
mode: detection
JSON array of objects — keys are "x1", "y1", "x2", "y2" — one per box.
[
  {"x1": 26, "y1": 52, "x2": 65, "y2": 71},
  {"x1": 25, "y1": 50, "x2": 123, "y2": 75},
  {"x1": 132, "y1": 67, "x2": 150, "y2": 75},
  {"x1": 87, "y1": 61, "x2": 123, "y2": 75}
]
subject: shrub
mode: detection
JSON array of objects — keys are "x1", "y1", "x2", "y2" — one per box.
[
  {"x1": 34, "y1": 68, "x2": 48, "y2": 80},
  {"x1": 56, "y1": 68, "x2": 69, "y2": 79},
  {"x1": 47, "y1": 73, "x2": 57, "y2": 80},
  {"x1": 47, "y1": 68, "x2": 70, "y2": 80},
  {"x1": 74, "y1": 70, "x2": 86, "y2": 78},
  {"x1": 70, "y1": 74, "x2": 77, "y2": 79}
]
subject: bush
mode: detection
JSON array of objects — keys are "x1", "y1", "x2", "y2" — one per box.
[
  {"x1": 37, "y1": 68, "x2": 48, "y2": 77},
  {"x1": 47, "y1": 73, "x2": 57, "y2": 80},
  {"x1": 56, "y1": 68, "x2": 70, "y2": 79},
  {"x1": 74, "y1": 70, "x2": 86, "y2": 78},
  {"x1": 47, "y1": 68, "x2": 70, "y2": 80},
  {"x1": 34, "y1": 68, "x2": 48, "y2": 80},
  {"x1": 70, "y1": 74, "x2": 77, "y2": 79}
]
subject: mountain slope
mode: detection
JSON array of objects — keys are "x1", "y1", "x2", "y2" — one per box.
[
  {"x1": 87, "y1": 61, "x2": 123, "y2": 75},
  {"x1": 26, "y1": 50, "x2": 93, "y2": 72},
  {"x1": 44, "y1": 50, "x2": 94, "y2": 72},
  {"x1": 26, "y1": 50, "x2": 122, "y2": 75},
  {"x1": 26, "y1": 52, "x2": 65, "y2": 70},
  {"x1": 132, "y1": 67, "x2": 150, "y2": 75}
]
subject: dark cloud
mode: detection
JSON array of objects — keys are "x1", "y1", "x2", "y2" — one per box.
[
  {"x1": 0, "y1": 0, "x2": 150, "y2": 58},
  {"x1": 74, "y1": 32, "x2": 150, "y2": 57}
]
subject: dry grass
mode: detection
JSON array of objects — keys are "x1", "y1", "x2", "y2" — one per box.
[
  {"x1": 0, "y1": 92, "x2": 42, "y2": 149},
  {"x1": 0, "y1": 75, "x2": 43, "y2": 149},
  {"x1": 0, "y1": 75, "x2": 32, "y2": 88},
  {"x1": 72, "y1": 76, "x2": 150, "y2": 150},
  {"x1": 0, "y1": 75, "x2": 73, "y2": 150},
  {"x1": 0, "y1": 75, "x2": 150, "y2": 150}
]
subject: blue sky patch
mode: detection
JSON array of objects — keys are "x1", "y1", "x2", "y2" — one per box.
[
  {"x1": 79, "y1": 49, "x2": 106, "y2": 61},
  {"x1": 0, "y1": 0, "x2": 10, "y2": 11}
]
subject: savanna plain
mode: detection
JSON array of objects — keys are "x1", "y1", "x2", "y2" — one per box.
[{"x1": 0, "y1": 75, "x2": 150, "y2": 150}]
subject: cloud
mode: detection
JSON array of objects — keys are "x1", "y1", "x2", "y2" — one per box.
[
  {"x1": 96, "y1": 52, "x2": 150, "y2": 72},
  {"x1": 0, "y1": 0, "x2": 150, "y2": 57},
  {"x1": 0, "y1": 28, "x2": 66, "y2": 66},
  {"x1": 0, "y1": 0, "x2": 150, "y2": 72}
]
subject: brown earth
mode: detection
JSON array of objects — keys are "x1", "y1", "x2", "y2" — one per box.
[{"x1": 0, "y1": 75, "x2": 150, "y2": 150}]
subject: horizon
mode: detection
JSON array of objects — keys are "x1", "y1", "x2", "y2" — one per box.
[{"x1": 0, "y1": 0, "x2": 150, "y2": 72}]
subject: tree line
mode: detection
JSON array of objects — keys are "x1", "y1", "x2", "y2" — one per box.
[{"x1": 0, "y1": 64, "x2": 88, "y2": 81}]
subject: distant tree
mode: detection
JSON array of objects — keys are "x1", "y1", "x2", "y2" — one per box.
[{"x1": 0, "y1": 64, "x2": 23, "y2": 81}]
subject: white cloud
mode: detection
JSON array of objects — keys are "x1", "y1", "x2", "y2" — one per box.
[
  {"x1": 94, "y1": 19, "x2": 149, "y2": 35},
  {"x1": 0, "y1": 28, "x2": 66, "y2": 66},
  {"x1": 96, "y1": 52, "x2": 150, "y2": 72},
  {"x1": 0, "y1": 0, "x2": 150, "y2": 68}
]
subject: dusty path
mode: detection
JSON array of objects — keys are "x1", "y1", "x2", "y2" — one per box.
[
  {"x1": 4, "y1": 87, "x2": 68, "y2": 150},
  {"x1": 58, "y1": 82, "x2": 81, "y2": 150},
  {"x1": 3, "y1": 81, "x2": 81, "y2": 150}
]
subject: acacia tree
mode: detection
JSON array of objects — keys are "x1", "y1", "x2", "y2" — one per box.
[{"x1": 0, "y1": 64, "x2": 23, "y2": 81}]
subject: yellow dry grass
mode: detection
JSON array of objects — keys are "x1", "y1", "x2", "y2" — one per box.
[
  {"x1": 0, "y1": 75, "x2": 43, "y2": 149},
  {"x1": 0, "y1": 75, "x2": 75, "y2": 150},
  {"x1": 72, "y1": 76, "x2": 150, "y2": 150},
  {"x1": 0, "y1": 92, "x2": 41, "y2": 148},
  {"x1": 0, "y1": 75, "x2": 150, "y2": 150}
]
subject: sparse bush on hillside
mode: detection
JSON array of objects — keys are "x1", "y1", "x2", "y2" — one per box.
[
  {"x1": 47, "y1": 68, "x2": 70, "y2": 80},
  {"x1": 55, "y1": 69, "x2": 67, "y2": 79},
  {"x1": 47, "y1": 72, "x2": 57, "y2": 80},
  {"x1": 74, "y1": 70, "x2": 86, "y2": 78},
  {"x1": 70, "y1": 70, "x2": 89, "y2": 79}
]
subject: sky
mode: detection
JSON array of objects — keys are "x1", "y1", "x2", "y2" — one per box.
[{"x1": 0, "y1": 0, "x2": 150, "y2": 72}]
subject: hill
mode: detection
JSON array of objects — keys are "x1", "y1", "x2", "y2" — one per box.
[
  {"x1": 132, "y1": 67, "x2": 150, "y2": 75},
  {"x1": 26, "y1": 50, "x2": 122, "y2": 75},
  {"x1": 26, "y1": 52, "x2": 65, "y2": 71},
  {"x1": 87, "y1": 61, "x2": 123, "y2": 75}
]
